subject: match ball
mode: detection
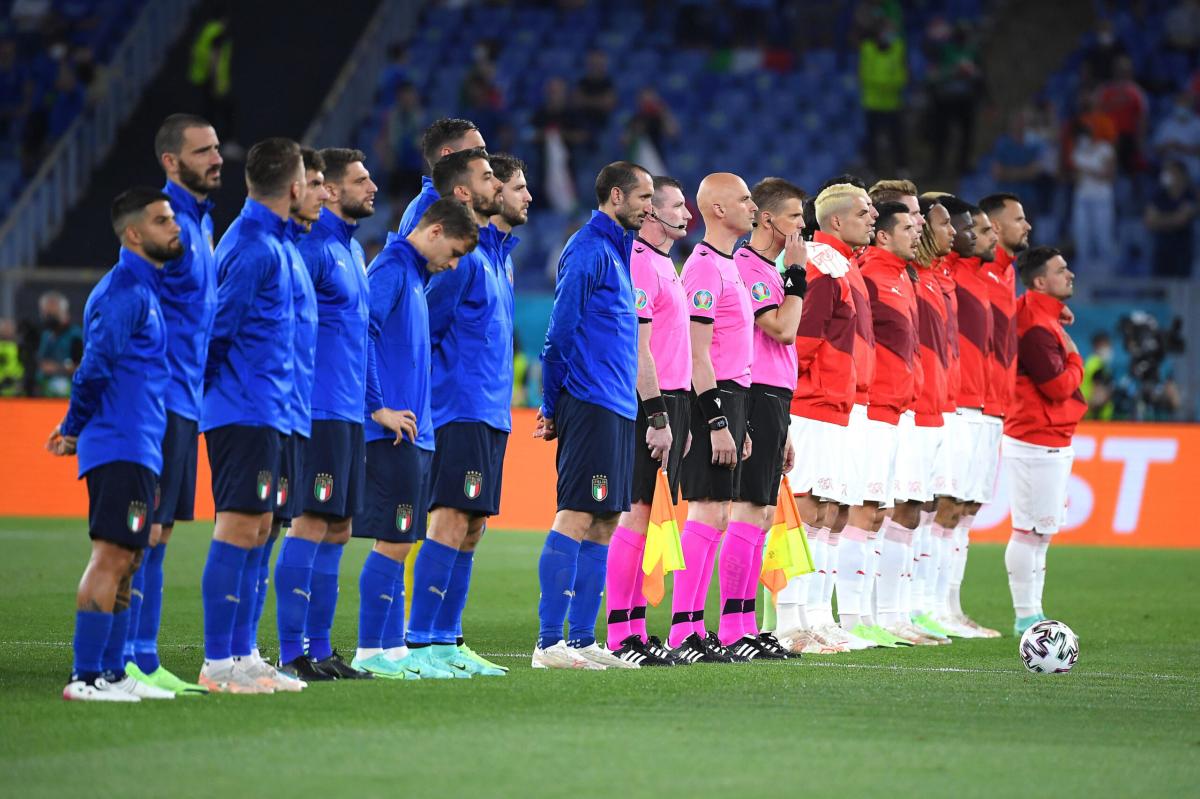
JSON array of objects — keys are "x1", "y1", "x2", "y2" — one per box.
[{"x1": 1018, "y1": 619, "x2": 1079, "y2": 674}]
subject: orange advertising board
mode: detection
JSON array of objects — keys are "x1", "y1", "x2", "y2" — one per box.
[{"x1": 1, "y1": 401, "x2": 1196, "y2": 548}]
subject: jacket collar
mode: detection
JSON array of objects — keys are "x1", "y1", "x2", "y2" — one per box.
[
  {"x1": 314, "y1": 206, "x2": 357, "y2": 246},
  {"x1": 284, "y1": 218, "x2": 306, "y2": 242},
  {"x1": 117, "y1": 246, "x2": 164, "y2": 290},
  {"x1": 384, "y1": 232, "x2": 428, "y2": 277},
  {"x1": 588, "y1": 210, "x2": 635, "y2": 263},
  {"x1": 1024, "y1": 289, "x2": 1067, "y2": 320},
  {"x1": 163, "y1": 179, "x2": 214, "y2": 220},
  {"x1": 863, "y1": 245, "x2": 907, "y2": 273},
  {"x1": 241, "y1": 197, "x2": 287, "y2": 237},
  {"x1": 813, "y1": 230, "x2": 855, "y2": 261}
]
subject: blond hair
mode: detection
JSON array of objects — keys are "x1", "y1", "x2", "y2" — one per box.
[
  {"x1": 869, "y1": 178, "x2": 919, "y2": 205},
  {"x1": 814, "y1": 183, "x2": 868, "y2": 229}
]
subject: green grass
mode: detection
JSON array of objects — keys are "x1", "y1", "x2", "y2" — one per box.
[{"x1": 1, "y1": 518, "x2": 1197, "y2": 797}]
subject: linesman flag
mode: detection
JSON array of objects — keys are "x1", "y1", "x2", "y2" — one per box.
[
  {"x1": 641, "y1": 468, "x2": 685, "y2": 606},
  {"x1": 760, "y1": 476, "x2": 815, "y2": 599}
]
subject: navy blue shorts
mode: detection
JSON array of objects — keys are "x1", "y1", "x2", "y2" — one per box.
[
  {"x1": 274, "y1": 434, "x2": 308, "y2": 523},
  {"x1": 300, "y1": 420, "x2": 365, "y2": 519},
  {"x1": 205, "y1": 424, "x2": 282, "y2": 514},
  {"x1": 429, "y1": 422, "x2": 508, "y2": 517},
  {"x1": 554, "y1": 392, "x2": 635, "y2": 513},
  {"x1": 85, "y1": 461, "x2": 158, "y2": 551},
  {"x1": 152, "y1": 411, "x2": 198, "y2": 526},
  {"x1": 357, "y1": 438, "x2": 433, "y2": 543}
]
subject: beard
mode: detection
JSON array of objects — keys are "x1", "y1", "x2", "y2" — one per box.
[
  {"x1": 342, "y1": 196, "x2": 375, "y2": 220},
  {"x1": 472, "y1": 191, "x2": 501, "y2": 218},
  {"x1": 1009, "y1": 238, "x2": 1030, "y2": 254},
  {"x1": 178, "y1": 160, "x2": 220, "y2": 195},
  {"x1": 500, "y1": 206, "x2": 527, "y2": 228},
  {"x1": 616, "y1": 205, "x2": 645, "y2": 231},
  {"x1": 145, "y1": 238, "x2": 184, "y2": 262}
]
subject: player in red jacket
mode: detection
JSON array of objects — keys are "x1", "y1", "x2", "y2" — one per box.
[{"x1": 1002, "y1": 247, "x2": 1085, "y2": 636}]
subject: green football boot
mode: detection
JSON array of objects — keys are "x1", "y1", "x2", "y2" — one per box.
[
  {"x1": 454, "y1": 645, "x2": 506, "y2": 676},
  {"x1": 1013, "y1": 614, "x2": 1042, "y2": 637},
  {"x1": 912, "y1": 612, "x2": 955, "y2": 639},
  {"x1": 127, "y1": 661, "x2": 208, "y2": 695},
  {"x1": 352, "y1": 652, "x2": 419, "y2": 680},
  {"x1": 862, "y1": 624, "x2": 914, "y2": 647},
  {"x1": 849, "y1": 623, "x2": 901, "y2": 648},
  {"x1": 430, "y1": 644, "x2": 475, "y2": 678},
  {"x1": 391, "y1": 647, "x2": 456, "y2": 679}
]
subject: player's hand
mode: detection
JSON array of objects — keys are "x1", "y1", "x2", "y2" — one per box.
[
  {"x1": 1062, "y1": 330, "x2": 1079, "y2": 355},
  {"x1": 783, "y1": 232, "x2": 807, "y2": 271},
  {"x1": 710, "y1": 427, "x2": 737, "y2": 469},
  {"x1": 782, "y1": 435, "x2": 795, "y2": 475},
  {"x1": 45, "y1": 425, "x2": 77, "y2": 456},
  {"x1": 646, "y1": 424, "x2": 672, "y2": 464},
  {"x1": 1060, "y1": 305, "x2": 1076, "y2": 326},
  {"x1": 742, "y1": 431, "x2": 753, "y2": 461},
  {"x1": 371, "y1": 407, "x2": 418, "y2": 444},
  {"x1": 535, "y1": 411, "x2": 557, "y2": 441}
]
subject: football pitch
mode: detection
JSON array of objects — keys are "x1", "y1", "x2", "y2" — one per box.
[{"x1": 1, "y1": 518, "x2": 1196, "y2": 797}]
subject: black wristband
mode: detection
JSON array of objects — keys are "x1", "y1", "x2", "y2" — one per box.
[
  {"x1": 783, "y1": 265, "x2": 807, "y2": 298},
  {"x1": 698, "y1": 387, "x2": 723, "y2": 421},
  {"x1": 641, "y1": 394, "x2": 668, "y2": 417}
]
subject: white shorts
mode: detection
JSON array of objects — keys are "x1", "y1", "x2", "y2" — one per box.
[
  {"x1": 930, "y1": 411, "x2": 963, "y2": 498},
  {"x1": 1002, "y1": 435, "x2": 1074, "y2": 534},
  {"x1": 892, "y1": 411, "x2": 929, "y2": 502},
  {"x1": 787, "y1": 414, "x2": 846, "y2": 501},
  {"x1": 837, "y1": 404, "x2": 872, "y2": 506},
  {"x1": 958, "y1": 408, "x2": 1003, "y2": 503}
]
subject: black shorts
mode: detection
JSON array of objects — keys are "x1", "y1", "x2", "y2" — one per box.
[
  {"x1": 300, "y1": 420, "x2": 365, "y2": 520},
  {"x1": 555, "y1": 392, "x2": 635, "y2": 513},
  {"x1": 274, "y1": 433, "x2": 308, "y2": 523},
  {"x1": 85, "y1": 461, "x2": 158, "y2": 551},
  {"x1": 681, "y1": 380, "x2": 750, "y2": 503},
  {"x1": 357, "y1": 438, "x2": 433, "y2": 543},
  {"x1": 631, "y1": 390, "x2": 691, "y2": 505},
  {"x1": 152, "y1": 411, "x2": 198, "y2": 526},
  {"x1": 736, "y1": 384, "x2": 791, "y2": 507},
  {"x1": 206, "y1": 424, "x2": 282, "y2": 514},
  {"x1": 429, "y1": 421, "x2": 508, "y2": 517}
]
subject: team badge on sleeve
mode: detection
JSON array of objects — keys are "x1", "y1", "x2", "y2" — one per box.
[
  {"x1": 314, "y1": 473, "x2": 334, "y2": 502},
  {"x1": 634, "y1": 288, "x2": 648, "y2": 310},
  {"x1": 127, "y1": 501, "x2": 147, "y2": 533},
  {"x1": 464, "y1": 471, "x2": 483, "y2": 500},
  {"x1": 591, "y1": 475, "x2": 609, "y2": 502},
  {"x1": 276, "y1": 477, "x2": 288, "y2": 507},
  {"x1": 256, "y1": 471, "x2": 273, "y2": 502},
  {"x1": 751, "y1": 281, "x2": 770, "y2": 302},
  {"x1": 396, "y1": 504, "x2": 413, "y2": 532},
  {"x1": 691, "y1": 290, "x2": 714, "y2": 310}
]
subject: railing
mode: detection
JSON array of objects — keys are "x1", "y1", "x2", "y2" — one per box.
[
  {"x1": 302, "y1": 0, "x2": 421, "y2": 148},
  {"x1": 0, "y1": 0, "x2": 200, "y2": 277}
]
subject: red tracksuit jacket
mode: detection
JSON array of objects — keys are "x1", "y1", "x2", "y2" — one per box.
[
  {"x1": 984, "y1": 246, "x2": 1018, "y2": 417},
  {"x1": 949, "y1": 253, "x2": 993, "y2": 409},
  {"x1": 860, "y1": 246, "x2": 919, "y2": 424},
  {"x1": 913, "y1": 264, "x2": 949, "y2": 427},
  {"x1": 1004, "y1": 291, "x2": 1087, "y2": 447},
  {"x1": 934, "y1": 257, "x2": 960, "y2": 413},
  {"x1": 791, "y1": 232, "x2": 858, "y2": 426},
  {"x1": 841, "y1": 237, "x2": 876, "y2": 408}
]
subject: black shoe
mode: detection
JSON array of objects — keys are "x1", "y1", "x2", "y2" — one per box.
[
  {"x1": 613, "y1": 635, "x2": 673, "y2": 667},
  {"x1": 312, "y1": 649, "x2": 373, "y2": 679},
  {"x1": 701, "y1": 631, "x2": 747, "y2": 663},
  {"x1": 646, "y1": 635, "x2": 684, "y2": 665},
  {"x1": 277, "y1": 654, "x2": 335, "y2": 682},
  {"x1": 754, "y1": 632, "x2": 792, "y2": 660},
  {"x1": 668, "y1": 633, "x2": 707, "y2": 665}
]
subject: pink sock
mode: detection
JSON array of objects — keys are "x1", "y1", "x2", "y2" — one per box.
[
  {"x1": 692, "y1": 524, "x2": 723, "y2": 639},
  {"x1": 605, "y1": 526, "x2": 646, "y2": 650},
  {"x1": 630, "y1": 565, "x2": 648, "y2": 642},
  {"x1": 717, "y1": 521, "x2": 760, "y2": 645},
  {"x1": 740, "y1": 528, "x2": 768, "y2": 636},
  {"x1": 669, "y1": 520, "x2": 721, "y2": 647}
]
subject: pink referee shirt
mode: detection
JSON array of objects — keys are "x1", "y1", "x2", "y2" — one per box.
[
  {"x1": 735, "y1": 247, "x2": 798, "y2": 391},
  {"x1": 631, "y1": 237, "x2": 691, "y2": 392},
  {"x1": 681, "y1": 241, "x2": 753, "y2": 388}
]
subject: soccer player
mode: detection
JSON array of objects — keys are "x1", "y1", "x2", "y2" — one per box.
[
  {"x1": 1003, "y1": 247, "x2": 1085, "y2": 635},
  {"x1": 198, "y1": 138, "x2": 305, "y2": 694},
  {"x1": 776, "y1": 184, "x2": 862, "y2": 652},
  {"x1": 533, "y1": 161, "x2": 653, "y2": 670},
  {"x1": 667, "y1": 171, "x2": 758, "y2": 664},
  {"x1": 268, "y1": 147, "x2": 325, "y2": 682},
  {"x1": 401, "y1": 146, "x2": 514, "y2": 677},
  {"x1": 54, "y1": 187, "x2": 181, "y2": 701},
  {"x1": 723, "y1": 177, "x2": 810, "y2": 660},
  {"x1": 604, "y1": 175, "x2": 692, "y2": 667},
  {"x1": 397, "y1": 117, "x2": 486, "y2": 236},
  {"x1": 121, "y1": 114, "x2": 222, "y2": 696},
  {"x1": 353, "y1": 198, "x2": 481, "y2": 679}
]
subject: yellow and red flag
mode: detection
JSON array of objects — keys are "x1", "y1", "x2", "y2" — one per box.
[
  {"x1": 641, "y1": 468, "x2": 685, "y2": 606},
  {"x1": 760, "y1": 475, "x2": 815, "y2": 599}
]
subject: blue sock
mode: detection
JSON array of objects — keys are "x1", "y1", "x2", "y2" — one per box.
[
  {"x1": 133, "y1": 542, "x2": 166, "y2": 673},
  {"x1": 566, "y1": 541, "x2": 608, "y2": 647},
  {"x1": 231, "y1": 545, "x2": 264, "y2": 657},
  {"x1": 101, "y1": 608, "x2": 130, "y2": 678},
  {"x1": 72, "y1": 610, "x2": 113, "y2": 681},
  {"x1": 251, "y1": 535, "x2": 277, "y2": 646},
  {"x1": 406, "y1": 539, "x2": 458, "y2": 646},
  {"x1": 382, "y1": 573, "x2": 407, "y2": 649},
  {"x1": 305, "y1": 542, "x2": 344, "y2": 661},
  {"x1": 274, "y1": 537, "x2": 317, "y2": 664},
  {"x1": 358, "y1": 551, "x2": 402, "y2": 650},
  {"x1": 432, "y1": 549, "x2": 474, "y2": 644},
  {"x1": 537, "y1": 531, "x2": 581, "y2": 650},
  {"x1": 201, "y1": 540, "x2": 248, "y2": 661},
  {"x1": 125, "y1": 551, "x2": 147, "y2": 662}
]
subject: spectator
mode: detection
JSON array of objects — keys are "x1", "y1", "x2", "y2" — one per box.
[
  {"x1": 1070, "y1": 118, "x2": 1117, "y2": 276},
  {"x1": 189, "y1": 14, "x2": 234, "y2": 150},
  {"x1": 993, "y1": 108, "x2": 1052, "y2": 217},
  {"x1": 1153, "y1": 92, "x2": 1200, "y2": 183},
  {"x1": 0, "y1": 38, "x2": 33, "y2": 145},
  {"x1": 1084, "y1": 18, "x2": 1126, "y2": 84},
  {"x1": 460, "y1": 58, "x2": 504, "y2": 140},
  {"x1": 378, "y1": 43, "x2": 411, "y2": 100},
  {"x1": 1097, "y1": 55, "x2": 1149, "y2": 173},
  {"x1": 1082, "y1": 331, "x2": 1115, "y2": 421},
  {"x1": 623, "y1": 87, "x2": 679, "y2": 167},
  {"x1": 532, "y1": 78, "x2": 586, "y2": 212},
  {"x1": 0, "y1": 318, "x2": 24, "y2": 397},
  {"x1": 34, "y1": 290, "x2": 82, "y2": 398},
  {"x1": 377, "y1": 82, "x2": 427, "y2": 200},
  {"x1": 575, "y1": 49, "x2": 617, "y2": 143},
  {"x1": 1166, "y1": 0, "x2": 1200, "y2": 56},
  {"x1": 859, "y1": 19, "x2": 908, "y2": 176},
  {"x1": 1144, "y1": 158, "x2": 1197, "y2": 278},
  {"x1": 924, "y1": 18, "x2": 983, "y2": 176}
]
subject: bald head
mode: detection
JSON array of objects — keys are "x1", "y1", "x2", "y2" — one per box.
[{"x1": 696, "y1": 172, "x2": 756, "y2": 237}]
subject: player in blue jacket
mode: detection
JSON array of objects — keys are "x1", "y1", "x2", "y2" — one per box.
[
  {"x1": 396, "y1": 118, "x2": 485, "y2": 236},
  {"x1": 532, "y1": 161, "x2": 654, "y2": 670},
  {"x1": 198, "y1": 138, "x2": 305, "y2": 695},
  {"x1": 51, "y1": 187, "x2": 179, "y2": 702}
]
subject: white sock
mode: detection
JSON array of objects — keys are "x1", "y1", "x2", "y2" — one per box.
[
  {"x1": 876, "y1": 519, "x2": 912, "y2": 627},
  {"x1": 384, "y1": 645, "x2": 410, "y2": 661},
  {"x1": 1032, "y1": 535, "x2": 1050, "y2": 615},
  {"x1": 835, "y1": 527, "x2": 870, "y2": 630},
  {"x1": 356, "y1": 647, "x2": 383, "y2": 661},
  {"x1": 806, "y1": 528, "x2": 828, "y2": 609},
  {"x1": 205, "y1": 657, "x2": 234, "y2": 670},
  {"x1": 949, "y1": 517, "x2": 972, "y2": 616},
  {"x1": 932, "y1": 523, "x2": 954, "y2": 614},
  {"x1": 817, "y1": 530, "x2": 839, "y2": 625},
  {"x1": 1005, "y1": 531, "x2": 1039, "y2": 617},
  {"x1": 899, "y1": 540, "x2": 915, "y2": 616},
  {"x1": 776, "y1": 573, "x2": 808, "y2": 631},
  {"x1": 912, "y1": 519, "x2": 932, "y2": 615}
]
